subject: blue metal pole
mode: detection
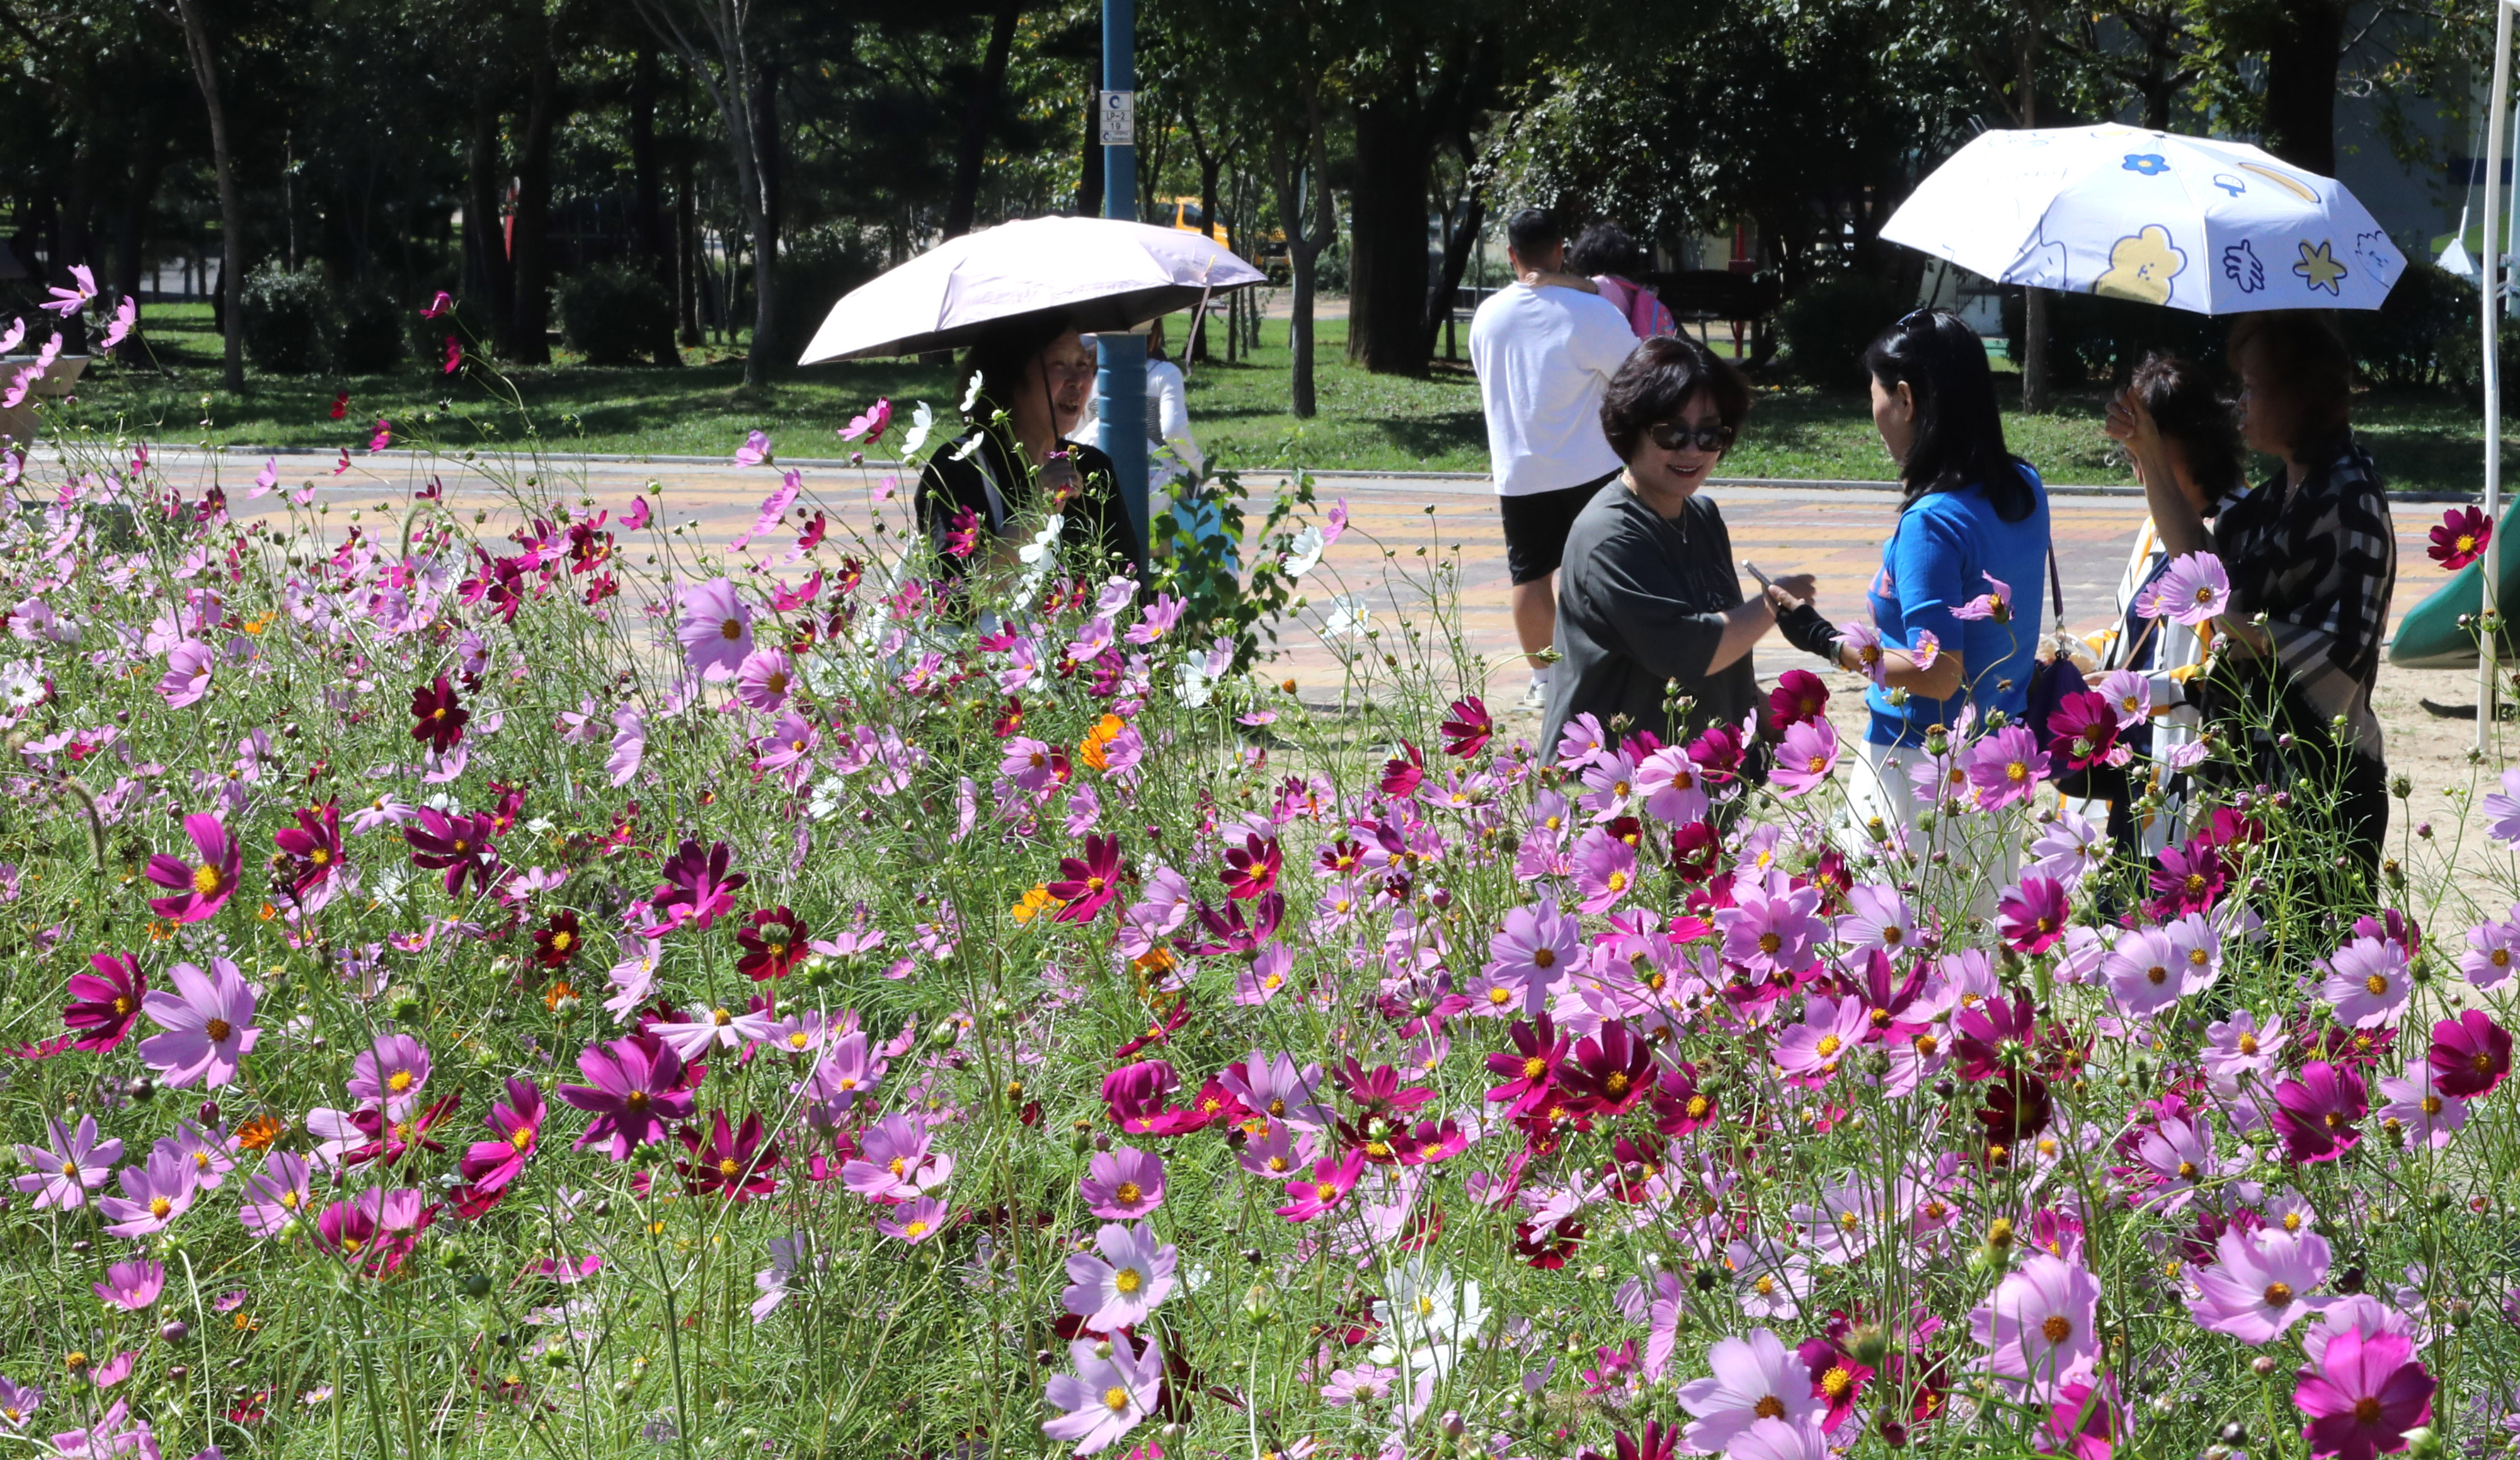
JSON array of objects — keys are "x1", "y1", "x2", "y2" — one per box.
[{"x1": 1096, "y1": 0, "x2": 1150, "y2": 578}]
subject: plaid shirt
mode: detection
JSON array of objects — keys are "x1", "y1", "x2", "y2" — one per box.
[{"x1": 2203, "y1": 432, "x2": 2394, "y2": 761}]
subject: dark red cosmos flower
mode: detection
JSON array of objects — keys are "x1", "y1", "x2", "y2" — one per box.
[
  {"x1": 1048, "y1": 834, "x2": 1125, "y2": 923},
  {"x1": 533, "y1": 910, "x2": 583, "y2": 969},
  {"x1": 1317, "y1": 838, "x2": 1366, "y2": 877},
  {"x1": 1102, "y1": 1060, "x2": 1210, "y2": 1137},
  {"x1": 63, "y1": 951, "x2": 149, "y2": 1052},
  {"x1": 1581, "y1": 1420, "x2": 1682, "y2": 1460},
  {"x1": 329, "y1": 389, "x2": 350, "y2": 420},
  {"x1": 1484, "y1": 1016, "x2": 1569, "y2": 1116},
  {"x1": 272, "y1": 798, "x2": 343, "y2": 899},
  {"x1": 409, "y1": 675, "x2": 469, "y2": 754},
  {"x1": 1952, "y1": 994, "x2": 2039, "y2": 1083},
  {"x1": 1513, "y1": 1216, "x2": 1585, "y2": 1268},
  {"x1": 797, "y1": 513, "x2": 828, "y2": 553},
  {"x1": 1671, "y1": 822, "x2": 1722, "y2": 882},
  {"x1": 1379, "y1": 741, "x2": 1426, "y2": 799},
  {"x1": 1112, "y1": 999, "x2": 1195, "y2": 1060},
  {"x1": 1687, "y1": 720, "x2": 1745, "y2": 783},
  {"x1": 734, "y1": 906, "x2": 809, "y2": 981},
  {"x1": 2271, "y1": 1061, "x2": 2368, "y2": 1164},
  {"x1": 2429, "y1": 504, "x2": 2492, "y2": 570},
  {"x1": 1651, "y1": 1062, "x2": 1718, "y2": 1137},
  {"x1": 1177, "y1": 892, "x2": 1283, "y2": 957},
  {"x1": 2044, "y1": 689, "x2": 2119, "y2": 771},
  {"x1": 677, "y1": 1111, "x2": 781, "y2": 1202},
  {"x1": 1338, "y1": 1059, "x2": 1436, "y2": 1122},
  {"x1": 1848, "y1": 948, "x2": 1927, "y2": 1032},
  {"x1": 2427, "y1": 1009, "x2": 2511, "y2": 1098},
  {"x1": 1220, "y1": 834, "x2": 1281, "y2": 900},
  {"x1": 403, "y1": 807, "x2": 501, "y2": 895},
  {"x1": 1768, "y1": 669, "x2": 1830, "y2": 732},
  {"x1": 1974, "y1": 1073, "x2": 2053, "y2": 1161},
  {"x1": 1440, "y1": 696, "x2": 1493, "y2": 759},
  {"x1": 2148, "y1": 837, "x2": 2225, "y2": 918},
  {"x1": 1557, "y1": 1019, "x2": 1653, "y2": 1117}
]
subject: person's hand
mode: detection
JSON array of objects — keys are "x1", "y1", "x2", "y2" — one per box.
[
  {"x1": 1036, "y1": 455, "x2": 1083, "y2": 508},
  {"x1": 2104, "y1": 389, "x2": 2158, "y2": 450},
  {"x1": 1766, "y1": 572, "x2": 1818, "y2": 606},
  {"x1": 1520, "y1": 269, "x2": 1600, "y2": 294}
]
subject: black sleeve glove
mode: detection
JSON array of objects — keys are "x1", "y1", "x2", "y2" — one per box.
[{"x1": 1773, "y1": 599, "x2": 1841, "y2": 664}]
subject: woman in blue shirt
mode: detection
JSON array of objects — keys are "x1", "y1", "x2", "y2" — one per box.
[{"x1": 1776, "y1": 309, "x2": 2049, "y2": 851}]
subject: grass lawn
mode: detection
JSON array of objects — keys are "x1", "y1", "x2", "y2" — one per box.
[{"x1": 62, "y1": 298, "x2": 2516, "y2": 494}]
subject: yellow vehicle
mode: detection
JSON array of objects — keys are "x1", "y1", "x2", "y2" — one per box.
[{"x1": 1147, "y1": 197, "x2": 1284, "y2": 259}]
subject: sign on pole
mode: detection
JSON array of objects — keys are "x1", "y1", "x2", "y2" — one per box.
[{"x1": 1099, "y1": 91, "x2": 1136, "y2": 147}]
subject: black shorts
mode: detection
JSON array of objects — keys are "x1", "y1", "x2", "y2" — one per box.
[{"x1": 1499, "y1": 472, "x2": 1618, "y2": 585}]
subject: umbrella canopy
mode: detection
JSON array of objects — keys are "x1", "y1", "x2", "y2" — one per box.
[
  {"x1": 1881, "y1": 124, "x2": 2405, "y2": 314},
  {"x1": 797, "y1": 216, "x2": 1267, "y2": 364}
]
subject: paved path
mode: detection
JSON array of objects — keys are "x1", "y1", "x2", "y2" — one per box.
[{"x1": 117, "y1": 447, "x2": 2446, "y2": 711}]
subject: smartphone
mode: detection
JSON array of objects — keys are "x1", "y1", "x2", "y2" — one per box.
[{"x1": 1742, "y1": 560, "x2": 1775, "y2": 593}]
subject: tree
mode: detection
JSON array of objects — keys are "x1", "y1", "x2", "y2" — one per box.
[
  {"x1": 634, "y1": 0, "x2": 784, "y2": 388},
  {"x1": 171, "y1": 0, "x2": 242, "y2": 390},
  {"x1": 942, "y1": 1, "x2": 1021, "y2": 239}
]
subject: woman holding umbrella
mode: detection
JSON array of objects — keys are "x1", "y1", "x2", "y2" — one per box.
[
  {"x1": 2113, "y1": 310, "x2": 2395, "y2": 873},
  {"x1": 919, "y1": 316, "x2": 1146, "y2": 583}
]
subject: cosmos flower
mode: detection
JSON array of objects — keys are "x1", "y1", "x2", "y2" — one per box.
[
  {"x1": 1061, "y1": 1220, "x2": 1177, "y2": 1331},
  {"x1": 62, "y1": 953, "x2": 148, "y2": 1054},
  {"x1": 557, "y1": 1038, "x2": 696, "y2": 1159},
  {"x1": 143, "y1": 813, "x2": 241, "y2": 924},
  {"x1": 1041, "y1": 1335, "x2": 1163, "y2": 1455},
  {"x1": 2427, "y1": 504, "x2": 2491, "y2": 570},
  {"x1": 137, "y1": 958, "x2": 258, "y2": 1089},
  {"x1": 11, "y1": 1115, "x2": 122, "y2": 1210},
  {"x1": 677, "y1": 578, "x2": 755, "y2": 681},
  {"x1": 2293, "y1": 1325, "x2": 2434, "y2": 1460},
  {"x1": 1677, "y1": 1328, "x2": 1825, "y2": 1454},
  {"x1": 1080, "y1": 1147, "x2": 1166, "y2": 1220},
  {"x1": 1969, "y1": 1253, "x2": 2100, "y2": 1393},
  {"x1": 2185, "y1": 1227, "x2": 2329, "y2": 1343}
]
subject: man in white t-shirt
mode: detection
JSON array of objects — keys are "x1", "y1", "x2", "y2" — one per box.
[{"x1": 1470, "y1": 209, "x2": 1641, "y2": 711}]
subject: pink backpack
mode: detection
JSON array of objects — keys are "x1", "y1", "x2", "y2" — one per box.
[{"x1": 1593, "y1": 275, "x2": 1678, "y2": 339}]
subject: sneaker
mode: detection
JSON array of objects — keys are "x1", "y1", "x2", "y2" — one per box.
[{"x1": 1516, "y1": 676, "x2": 1549, "y2": 713}]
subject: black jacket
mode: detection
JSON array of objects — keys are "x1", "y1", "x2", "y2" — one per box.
[{"x1": 917, "y1": 428, "x2": 1141, "y2": 580}]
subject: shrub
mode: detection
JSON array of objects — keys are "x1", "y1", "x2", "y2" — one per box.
[
  {"x1": 1775, "y1": 272, "x2": 1906, "y2": 385},
  {"x1": 558, "y1": 261, "x2": 675, "y2": 367},
  {"x1": 331, "y1": 282, "x2": 406, "y2": 375},
  {"x1": 2354, "y1": 261, "x2": 2477, "y2": 391},
  {"x1": 765, "y1": 225, "x2": 881, "y2": 368},
  {"x1": 238, "y1": 260, "x2": 334, "y2": 375}
]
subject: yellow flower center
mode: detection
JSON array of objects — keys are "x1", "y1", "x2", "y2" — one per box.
[
  {"x1": 2364, "y1": 974, "x2": 2390, "y2": 997},
  {"x1": 1758, "y1": 933, "x2": 1782, "y2": 955},
  {"x1": 149, "y1": 1196, "x2": 172, "y2": 1217},
  {"x1": 2238, "y1": 1033, "x2": 2259, "y2": 1055},
  {"x1": 1114, "y1": 1181, "x2": 1142, "y2": 1205},
  {"x1": 1755, "y1": 1396, "x2": 1785, "y2": 1420},
  {"x1": 387, "y1": 1070, "x2": 413, "y2": 1093},
  {"x1": 1102, "y1": 1387, "x2": 1130, "y2": 1413},
  {"x1": 1113, "y1": 1267, "x2": 1143, "y2": 1295},
  {"x1": 719, "y1": 1158, "x2": 740, "y2": 1177},
  {"x1": 1821, "y1": 1366, "x2": 1854, "y2": 1400},
  {"x1": 1815, "y1": 1035, "x2": 1842, "y2": 1059},
  {"x1": 192, "y1": 864, "x2": 224, "y2": 895}
]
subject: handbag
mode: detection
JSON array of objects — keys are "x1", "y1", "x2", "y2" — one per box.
[{"x1": 2024, "y1": 545, "x2": 2112, "y2": 799}]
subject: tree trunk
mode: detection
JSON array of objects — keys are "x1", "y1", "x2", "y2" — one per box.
[
  {"x1": 1346, "y1": 91, "x2": 1434, "y2": 375},
  {"x1": 1267, "y1": 125, "x2": 1332, "y2": 420},
  {"x1": 2260, "y1": 0, "x2": 2344, "y2": 176},
  {"x1": 1421, "y1": 188, "x2": 1483, "y2": 362},
  {"x1": 1191, "y1": 151, "x2": 1222, "y2": 362},
  {"x1": 676, "y1": 153, "x2": 701, "y2": 347},
  {"x1": 113, "y1": 111, "x2": 169, "y2": 367},
  {"x1": 1078, "y1": 83, "x2": 1104, "y2": 218},
  {"x1": 171, "y1": 0, "x2": 242, "y2": 391},
  {"x1": 744, "y1": 61, "x2": 780, "y2": 385},
  {"x1": 506, "y1": 55, "x2": 562, "y2": 365},
  {"x1": 944, "y1": 1, "x2": 1021, "y2": 239},
  {"x1": 466, "y1": 85, "x2": 515, "y2": 355},
  {"x1": 628, "y1": 48, "x2": 682, "y2": 366}
]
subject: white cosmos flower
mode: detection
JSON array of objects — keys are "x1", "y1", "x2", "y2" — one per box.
[
  {"x1": 901, "y1": 401, "x2": 936, "y2": 456},
  {"x1": 1282, "y1": 525, "x2": 1326, "y2": 578}
]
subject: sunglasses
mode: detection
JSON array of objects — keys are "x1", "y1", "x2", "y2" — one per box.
[{"x1": 1649, "y1": 421, "x2": 1738, "y2": 454}]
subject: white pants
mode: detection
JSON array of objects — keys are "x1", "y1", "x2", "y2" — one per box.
[{"x1": 1843, "y1": 740, "x2": 2023, "y2": 917}]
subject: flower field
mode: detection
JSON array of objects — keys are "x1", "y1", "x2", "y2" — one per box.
[{"x1": 3, "y1": 336, "x2": 2520, "y2": 1460}]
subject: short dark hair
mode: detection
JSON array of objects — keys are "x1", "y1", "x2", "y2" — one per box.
[
  {"x1": 2128, "y1": 352, "x2": 2246, "y2": 510},
  {"x1": 1864, "y1": 308, "x2": 2039, "y2": 523},
  {"x1": 1600, "y1": 335, "x2": 1749, "y2": 462},
  {"x1": 2226, "y1": 309, "x2": 2354, "y2": 456},
  {"x1": 1567, "y1": 222, "x2": 1649, "y2": 279},
  {"x1": 1505, "y1": 207, "x2": 1562, "y2": 264},
  {"x1": 961, "y1": 312, "x2": 1077, "y2": 422}
]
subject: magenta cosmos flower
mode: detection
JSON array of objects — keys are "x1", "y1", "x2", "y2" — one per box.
[
  {"x1": 455, "y1": 1077, "x2": 544, "y2": 1216},
  {"x1": 2426, "y1": 1008, "x2": 2511, "y2": 1098},
  {"x1": 1717, "y1": 879, "x2": 1827, "y2": 978},
  {"x1": 136, "y1": 958, "x2": 257, "y2": 1089},
  {"x1": 677, "y1": 577, "x2": 754, "y2": 681},
  {"x1": 143, "y1": 812, "x2": 240, "y2": 924},
  {"x1": 2185, "y1": 1227, "x2": 2330, "y2": 1343},
  {"x1": 841, "y1": 1113, "x2": 954, "y2": 1200},
  {"x1": 98, "y1": 1146, "x2": 199, "y2": 1238},
  {"x1": 91, "y1": 1258, "x2": 164, "y2": 1313},
  {"x1": 1572, "y1": 828, "x2": 1639, "y2": 913},
  {"x1": 1041, "y1": 1335, "x2": 1163, "y2": 1455},
  {"x1": 2294, "y1": 1325, "x2": 2434, "y2": 1460},
  {"x1": 1996, "y1": 877, "x2": 2071, "y2": 955},
  {"x1": 2427, "y1": 504, "x2": 2490, "y2": 571},
  {"x1": 1768, "y1": 718, "x2": 1839, "y2": 799},
  {"x1": 1080, "y1": 1146, "x2": 1165, "y2": 1219},
  {"x1": 348, "y1": 1033, "x2": 432, "y2": 1118},
  {"x1": 156, "y1": 640, "x2": 214, "y2": 707},
  {"x1": 558, "y1": 1037, "x2": 696, "y2": 1158},
  {"x1": 2272, "y1": 1062, "x2": 2368, "y2": 1164},
  {"x1": 1046, "y1": 834, "x2": 1124, "y2": 923},
  {"x1": 239, "y1": 1151, "x2": 312, "y2": 1236},
  {"x1": 12, "y1": 1114, "x2": 121, "y2": 1210},
  {"x1": 646, "y1": 838, "x2": 747, "y2": 933},
  {"x1": 63, "y1": 953, "x2": 147, "y2": 1053}
]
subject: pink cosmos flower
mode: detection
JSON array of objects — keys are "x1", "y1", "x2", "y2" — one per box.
[
  {"x1": 622, "y1": 495, "x2": 653, "y2": 531},
  {"x1": 841, "y1": 398, "x2": 891, "y2": 443},
  {"x1": 1125, "y1": 592, "x2": 1185, "y2": 645},
  {"x1": 239, "y1": 1151, "x2": 312, "y2": 1236},
  {"x1": 1964, "y1": 726, "x2": 2049, "y2": 811},
  {"x1": 314, "y1": 1187, "x2": 437, "y2": 1277},
  {"x1": 1217, "y1": 1051, "x2": 1333, "y2": 1131},
  {"x1": 2461, "y1": 914, "x2": 2520, "y2": 988},
  {"x1": 41, "y1": 263, "x2": 95, "y2": 317},
  {"x1": 421, "y1": 290, "x2": 454, "y2": 318},
  {"x1": 1080, "y1": 1147, "x2": 1165, "y2": 1219},
  {"x1": 1572, "y1": 827, "x2": 1639, "y2": 912},
  {"x1": 452, "y1": 1078, "x2": 542, "y2": 1214},
  {"x1": 733, "y1": 648, "x2": 796, "y2": 711},
  {"x1": 2374, "y1": 1064, "x2": 2465, "y2": 1148},
  {"x1": 733, "y1": 429, "x2": 772, "y2": 466},
  {"x1": 348, "y1": 1033, "x2": 432, "y2": 1118},
  {"x1": 1046, "y1": 834, "x2": 1124, "y2": 923},
  {"x1": 1836, "y1": 883, "x2": 1916, "y2": 958},
  {"x1": 1838, "y1": 619, "x2": 1889, "y2": 685},
  {"x1": 2093, "y1": 668, "x2": 2151, "y2": 728},
  {"x1": 1996, "y1": 876, "x2": 2070, "y2": 955},
  {"x1": 841, "y1": 1113, "x2": 953, "y2": 1200},
  {"x1": 2294, "y1": 1326, "x2": 2434, "y2": 1460},
  {"x1": 1636, "y1": 745, "x2": 1709, "y2": 824},
  {"x1": 1676, "y1": 1328, "x2": 1825, "y2": 1454},
  {"x1": 1768, "y1": 717, "x2": 1838, "y2": 798},
  {"x1": 2320, "y1": 935, "x2": 2410, "y2": 1029},
  {"x1": 2186, "y1": 1227, "x2": 2329, "y2": 1342},
  {"x1": 2146, "y1": 551, "x2": 2230, "y2": 626},
  {"x1": 1274, "y1": 1149, "x2": 1365, "y2": 1222},
  {"x1": 98, "y1": 1146, "x2": 199, "y2": 1238},
  {"x1": 1061, "y1": 1220, "x2": 1177, "y2": 1331},
  {"x1": 608, "y1": 706, "x2": 647, "y2": 788},
  {"x1": 1041, "y1": 1335, "x2": 1163, "y2": 1454},
  {"x1": 677, "y1": 578, "x2": 755, "y2": 681},
  {"x1": 1489, "y1": 902, "x2": 1584, "y2": 1015},
  {"x1": 92, "y1": 1259, "x2": 164, "y2": 1313},
  {"x1": 557, "y1": 1037, "x2": 696, "y2": 1159},
  {"x1": 11, "y1": 1115, "x2": 121, "y2": 1210},
  {"x1": 2272, "y1": 1062, "x2": 2368, "y2": 1164},
  {"x1": 1717, "y1": 878, "x2": 1826, "y2": 977},
  {"x1": 136, "y1": 958, "x2": 257, "y2": 1088},
  {"x1": 144, "y1": 812, "x2": 241, "y2": 924},
  {"x1": 1952, "y1": 572, "x2": 2014, "y2": 622},
  {"x1": 63, "y1": 953, "x2": 148, "y2": 1053},
  {"x1": 1969, "y1": 1253, "x2": 2100, "y2": 1393},
  {"x1": 876, "y1": 1193, "x2": 948, "y2": 1244},
  {"x1": 1773, "y1": 994, "x2": 1870, "y2": 1083}
]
